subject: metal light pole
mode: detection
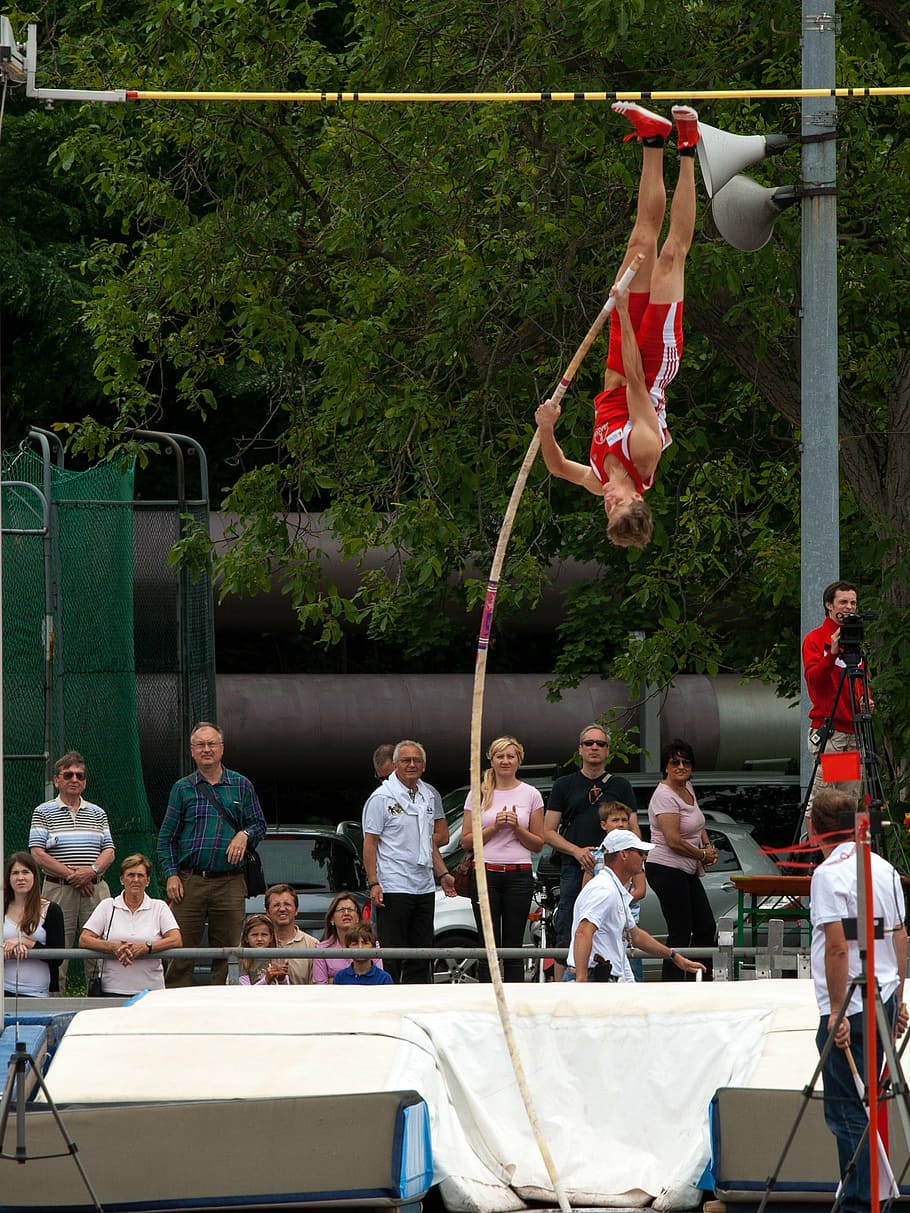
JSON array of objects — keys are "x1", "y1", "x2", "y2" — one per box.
[{"x1": 799, "y1": 1, "x2": 839, "y2": 796}]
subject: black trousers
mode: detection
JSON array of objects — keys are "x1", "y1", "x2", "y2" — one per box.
[
  {"x1": 376, "y1": 891, "x2": 436, "y2": 984},
  {"x1": 470, "y1": 867, "x2": 534, "y2": 983},
  {"x1": 645, "y1": 861, "x2": 716, "y2": 981}
]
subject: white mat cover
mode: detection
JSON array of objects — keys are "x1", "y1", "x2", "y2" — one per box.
[{"x1": 42, "y1": 980, "x2": 821, "y2": 1211}]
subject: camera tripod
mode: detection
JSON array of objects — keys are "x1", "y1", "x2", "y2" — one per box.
[
  {"x1": 799, "y1": 643, "x2": 883, "y2": 841},
  {"x1": 0, "y1": 1040, "x2": 103, "y2": 1211}
]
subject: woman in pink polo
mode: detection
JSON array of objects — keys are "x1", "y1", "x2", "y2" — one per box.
[{"x1": 461, "y1": 736, "x2": 545, "y2": 982}]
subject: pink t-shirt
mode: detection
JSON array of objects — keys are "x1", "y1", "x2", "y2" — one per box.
[
  {"x1": 646, "y1": 781, "x2": 706, "y2": 874},
  {"x1": 463, "y1": 783, "x2": 544, "y2": 864}
]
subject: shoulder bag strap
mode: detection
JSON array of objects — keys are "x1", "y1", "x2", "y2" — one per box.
[
  {"x1": 98, "y1": 903, "x2": 116, "y2": 978},
  {"x1": 196, "y1": 778, "x2": 256, "y2": 853},
  {"x1": 558, "y1": 773, "x2": 590, "y2": 836},
  {"x1": 196, "y1": 777, "x2": 242, "y2": 834}
]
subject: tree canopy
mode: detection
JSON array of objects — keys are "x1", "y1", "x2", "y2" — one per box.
[{"x1": 3, "y1": 0, "x2": 910, "y2": 767}]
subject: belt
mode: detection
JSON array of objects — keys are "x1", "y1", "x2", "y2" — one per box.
[
  {"x1": 44, "y1": 874, "x2": 99, "y2": 885},
  {"x1": 181, "y1": 867, "x2": 236, "y2": 879},
  {"x1": 483, "y1": 863, "x2": 532, "y2": 872}
]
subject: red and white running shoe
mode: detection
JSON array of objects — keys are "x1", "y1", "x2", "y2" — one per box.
[
  {"x1": 611, "y1": 100, "x2": 672, "y2": 141},
  {"x1": 671, "y1": 104, "x2": 700, "y2": 149}
]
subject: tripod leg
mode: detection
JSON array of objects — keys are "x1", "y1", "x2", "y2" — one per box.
[
  {"x1": 0, "y1": 1047, "x2": 104, "y2": 1213},
  {"x1": 756, "y1": 985, "x2": 859, "y2": 1213}
]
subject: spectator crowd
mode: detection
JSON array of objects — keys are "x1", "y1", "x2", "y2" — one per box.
[{"x1": 4, "y1": 721, "x2": 727, "y2": 997}]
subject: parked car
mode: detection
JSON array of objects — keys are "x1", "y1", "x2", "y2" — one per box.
[
  {"x1": 433, "y1": 808, "x2": 789, "y2": 982},
  {"x1": 193, "y1": 827, "x2": 366, "y2": 981},
  {"x1": 441, "y1": 766, "x2": 803, "y2": 850},
  {"x1": 243, "y1": 827, "x2": 368, "y2": 937}
]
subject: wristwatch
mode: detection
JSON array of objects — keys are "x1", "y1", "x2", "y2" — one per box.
[{"x1": 145, "y1": 940, "x2": 153, "y2": 954}]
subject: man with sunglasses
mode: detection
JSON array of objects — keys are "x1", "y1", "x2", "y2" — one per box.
[
  {"x1": 543, "y1": 725, "x2": 638, "y2": 980},
  {"x1": 29, "y1": 751, "x2": 116, "y2": 993}
]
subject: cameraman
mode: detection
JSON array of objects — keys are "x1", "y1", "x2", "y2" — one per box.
[{"x1": 801, "y1": 580, "x2": 871, "y2": 806}]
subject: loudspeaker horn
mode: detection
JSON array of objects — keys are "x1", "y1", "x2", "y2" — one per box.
[
  {"x1": 697, "y1": 122, "x2": 794, "y2": 199},
  {"x1": 710, "y1": 175, "x2": 800, "y2": 252}
]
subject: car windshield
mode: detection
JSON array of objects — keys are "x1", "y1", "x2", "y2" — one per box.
[{"x1": 258, "y1": 837, "x2": 361, "y2": 892}]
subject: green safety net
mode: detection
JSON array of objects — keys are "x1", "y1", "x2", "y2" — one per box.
[{"x1": 2, "y1": 446, "x2": 158, "y2": 889}]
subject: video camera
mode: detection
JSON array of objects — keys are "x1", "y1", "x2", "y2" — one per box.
[{"x1": 838, "y1": 610, "x2": 880, "y2": 655}]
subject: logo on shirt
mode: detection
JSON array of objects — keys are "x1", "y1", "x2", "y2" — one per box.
[{"x1": 387, "y1": 805, "x2": 404, "y2": 816}]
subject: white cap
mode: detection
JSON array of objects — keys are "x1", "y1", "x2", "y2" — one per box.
[{"x1": 602, "y1": 829, "x2": 654, "y2": 855}]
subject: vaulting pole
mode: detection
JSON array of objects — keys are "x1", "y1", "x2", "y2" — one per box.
[{"x1": 467, "y1": 254, "x2": 642, "y2": 1213}]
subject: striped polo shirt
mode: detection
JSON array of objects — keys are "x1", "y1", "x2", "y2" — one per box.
[{"x1": 28, "y1": 797, "x2": 114, "y2": 865}]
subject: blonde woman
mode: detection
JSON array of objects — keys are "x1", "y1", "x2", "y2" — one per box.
[{"x1": 461, "y1": 737, "x2": 545, "y2": 982}]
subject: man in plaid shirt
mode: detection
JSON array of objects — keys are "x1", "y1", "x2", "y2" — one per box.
[{"x1": 157, "y1": 721, "x2": 266, "y2": 986}]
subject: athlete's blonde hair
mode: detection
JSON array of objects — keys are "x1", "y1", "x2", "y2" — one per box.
[{"x1": 607, "y1": 498, "x2": 653, "y2": 548}]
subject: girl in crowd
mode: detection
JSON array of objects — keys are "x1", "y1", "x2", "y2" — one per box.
[
  {"x1": 238, "y1": 913, "x2": 289, "y2": 985},
  {"x1": 3, "y1": 851, "x2": 65, "y2": 998},
  {"x1": 462, "y1": 736, "x2": 545, "y2": 982}
]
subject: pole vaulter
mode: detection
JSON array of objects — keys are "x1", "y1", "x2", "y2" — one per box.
[{"x1": 535, "y1": 102, "x2": 697, "y2": 549}]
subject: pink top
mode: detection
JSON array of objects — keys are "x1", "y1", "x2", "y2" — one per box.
[
  {"x1": 646, "y1": 781, "x2": 706, "y2": 875},
  {"x1": 463, "y1": 783, "x2": 544, "y2": 864},
  {"x1": 239, "y1": 971, "x2": 290, "y2": 986}
]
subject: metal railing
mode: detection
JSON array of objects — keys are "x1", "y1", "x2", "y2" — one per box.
[{"x1": 11, "y1": 916, "x2": 810, "y2": 987}]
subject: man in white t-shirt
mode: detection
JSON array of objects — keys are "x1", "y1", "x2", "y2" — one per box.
[
  {"x1": 809, "y1": 789, "x2": 908, "y2": 1213},
  {"x1": 567, "y1": 830, "x2": 705, "y2": 982}
]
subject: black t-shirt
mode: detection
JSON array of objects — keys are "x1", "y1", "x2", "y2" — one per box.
[{"x1": 547, "y1": 771, "x2": 637, "y2": 860}]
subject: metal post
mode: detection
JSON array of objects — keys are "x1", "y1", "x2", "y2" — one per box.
[{"x1": 799, "y1": 1, "x2": 839, "y2": 797}]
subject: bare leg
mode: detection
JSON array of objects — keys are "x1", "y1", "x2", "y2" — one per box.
[
  {"x1": 619, "y1": 146, "x2": 667, "y2": 292},
  {"x1": 611, "y1": 102, "x2": 671, "y2": 292},
  {"x1": 650, "y1": 109, "x2": 698, "y2": 304}
]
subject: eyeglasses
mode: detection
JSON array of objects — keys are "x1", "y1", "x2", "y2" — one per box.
[
  {"x1": 334, "y1": 906, "x2": 358, "y2": 915},
  {"x1": 191, "y1": 740, "x2": 223, "y2": 750},
  {"x1": 59, "y1": 771, "x2": 86, "y2": 781},
  {"x1": 398, "y1": 758, "x2": 424, "y2": 765},
  {"x1": 580, "y1": 739, "x2": 607, "y2": 748},
  {"x1": 668, "y1": 757, "x2": 693, "y2": 768}
]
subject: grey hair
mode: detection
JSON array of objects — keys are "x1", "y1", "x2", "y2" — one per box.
[
  {"x1": 578, "y1": 723, "x2": 610, "y2": 745},
  {"x1": 393, "y1": 739, "x2": 427, "y2": 763}
]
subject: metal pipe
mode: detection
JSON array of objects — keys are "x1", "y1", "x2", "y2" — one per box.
[{"x1": 216, "y1": 671, "x2": 800, "y2": 788}]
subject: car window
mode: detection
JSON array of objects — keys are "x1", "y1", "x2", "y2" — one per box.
[
  {"x1": 259, "y1": 837, "x2": 364, "y2": 892},
  {"x1": 443, "y1": 774, "x2": 801, "y2": 851},
  {"x1": 696, "y1": 787, "x2": 801, "y2": 849},
  {"x1": 705, "y1": 828, "x2": 742, "y2": 873}
]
